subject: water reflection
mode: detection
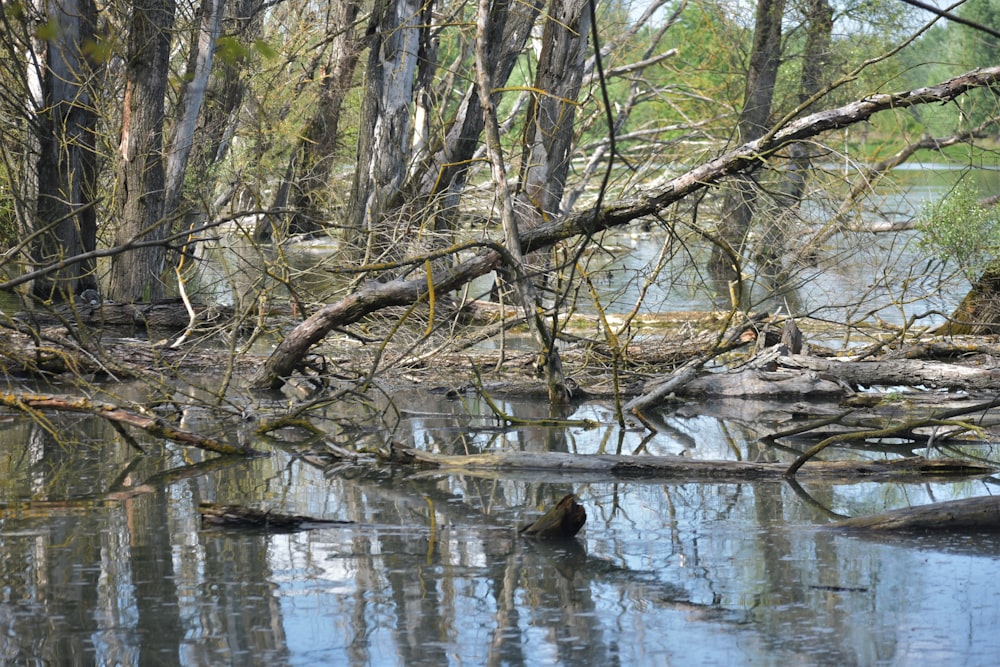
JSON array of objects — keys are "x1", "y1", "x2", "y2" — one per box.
[{"x1": 2, "y1": 403, "x2": 1000, "y2": 665}]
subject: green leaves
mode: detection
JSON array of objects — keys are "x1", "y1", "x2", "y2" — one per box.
[{"x1": 917, "y1": 180, "x2": 1000, "y2": 280}]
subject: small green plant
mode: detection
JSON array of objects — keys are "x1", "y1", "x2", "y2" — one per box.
[{"x1": 917, "y1": 180, "x2": 1000, "y2": 281}]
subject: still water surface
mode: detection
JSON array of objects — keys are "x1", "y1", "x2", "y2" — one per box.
[{"x1": 2, "y1": 388, "x2": 1000, "y2": 666}]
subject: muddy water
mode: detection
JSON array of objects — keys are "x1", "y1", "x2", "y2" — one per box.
[{"x1": 2, "y1": 389, "x2": 1000, "y2": 666}]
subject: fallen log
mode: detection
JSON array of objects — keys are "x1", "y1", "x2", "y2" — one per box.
[
  {"x1": 252, "y1": 67, "x2": 1000, "y2": 391},
  {"x1": 198, "y1": 503, "x2": 353, "y2": 531},
  {"x1": 829, "y1": 495, "x2": 1000, "y2": 532},
  {"x1": 389, "y1": 445, "x2": 993, "y2": 482},
  {"x1": 676, "y1": 367, "x2": 845, "y2": 397},
  {"x1": 777, "y1": 354, "x2": 1000, "y2": 391}
]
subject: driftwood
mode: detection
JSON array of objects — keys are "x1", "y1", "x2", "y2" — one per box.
[
  {"x1": 390, "y1": 445, "x2": 993, "y2": 482},
  {"x1": 776, "y1": 354, "x2": 1000, "y2": 392},
  {"x1": 677, "y1": 367, "x2": 844, "y2": 397},
  {"x1": 0, "y1": 391, "x2": 259, "y2": 456},
  {"x1": 198, "y1": 503, "x2": 353, "y2": 531},
  {"x1": 252, "y1": 66, "x2": 1000, "y2": 390},
  {"x1": 782, "y1": 396, "x2": 1000, "y2": 478},
  {"x1": 830, "y1": 495, "x2": 1000, "y2": 532},
  {"x1": 519, "y1": 494, "x2": 587, "y2": 539}
]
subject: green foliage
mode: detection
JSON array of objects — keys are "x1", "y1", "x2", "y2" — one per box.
[
  {"x1": 917, "y1": 181, "x2": 1000, "y2": 280},
  {"x1": 0, "y1": 178, "x2": 16, "y2": 250}
]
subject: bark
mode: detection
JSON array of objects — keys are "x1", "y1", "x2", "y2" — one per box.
[
  {"x1": 830, "y1": 495, "x2": 1000, "y2": 532},
  {"x1": 515, "y1": 0, "x2": 591, "y2": 223},
  {"x1": 390, "y1": 445, "x2": 992, "y2": 482},
  {"x1": 347, "y1": 0, "x2": 422, "y2": 265},
  {"x1": 107, "y1": 0, "x2": 177, "y2": 302},
  {"x1": 708, "y1": 0, "x2": 785, "y2": 287},
  {"x1": 774, "y1": 354, "x2": 1000, "y2": 392},
  {"x1": 25, "y1": 0, "x2": 101, "y2": 302},
  {"x1": 164, "y1": 0, "x2": 223, "y2": 216},
  {"x1": 251, "y1": 66, "x2": 1000, "y2": 390}
]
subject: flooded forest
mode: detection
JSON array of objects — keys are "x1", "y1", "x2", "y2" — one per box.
[{"x1": 3, "y1": 0, "x2": 1000, "y2": 664}]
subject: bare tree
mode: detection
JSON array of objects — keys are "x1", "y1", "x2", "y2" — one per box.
[
  {"x1": 22, "y1": 0, "x2": 101, "y2": 302},
  {"x1": 708, "y1": 0, "x2": 785, "y2": 294},
  {"x1": 107, "y1": 0, "x2": 177, "y2": 302}
]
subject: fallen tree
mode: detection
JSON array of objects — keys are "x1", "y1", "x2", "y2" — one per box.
[
  {"x1": 387, "y1": 444, "x2": 993, "y2": 483},
  {"x1": 830, "y1": 495, "x2": 1000, "y2": 532},
  {"x1": 250, "y1": 66, "x2": 1000, "y2": 391}
]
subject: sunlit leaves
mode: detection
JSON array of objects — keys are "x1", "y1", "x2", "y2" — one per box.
[{"x1": 917, "y1": 181, "x2": 1000, "y2": 280}]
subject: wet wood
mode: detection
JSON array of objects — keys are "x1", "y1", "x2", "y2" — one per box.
[
  {"x1": 198, "y1": 503, "x2": 353, "y2": 531},
  {"x1": 676, "y1": 366, "x2": 845, "y2": 397},
  {"x1": 390, "y1": 445, "x2": 993, "y2": 482},
  {"x1": 0, "y1": 391, "x2": 260, "y2": 457},
  {"x1": 830, "y1": 496, "x2": 1000, "y2": 532},
  {"x1": 519, "y1": 494, "x2": 586, "y2": 539},
  {"x1": 776, "y1": 354, "x2": 1000, "y2": 391}
]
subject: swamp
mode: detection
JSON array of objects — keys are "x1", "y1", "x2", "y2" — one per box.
[
  {"x1": 6, "y1": 0, "x2": 1000, "y2": 664},
  {"x1": 5, "y1": 166, "x2": 1000, "y2": 665}
]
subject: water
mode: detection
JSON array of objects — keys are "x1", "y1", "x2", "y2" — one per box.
[
  {"x1": 2, "y1": 393, "x2": 1000, "y2": 666},
  {"x1": 4, "y1": 163, "x2": 1000, "y2": 664}
]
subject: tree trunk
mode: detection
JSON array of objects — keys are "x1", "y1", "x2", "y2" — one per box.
[
  {"x1": 278, "y1": 0, "x2": 363, "y2": 237},
  {"x1": 516, "y1": 0, "x2": 590, "y2": 228},
  {"x1": 25, "y1": 0, "x2": 100, "y2": 302},
  {"x1": 936, "y1": 260, "x2": 1000, "y2": 335},
  {"x1": 408, "y1": 0, "x2": 543, "y2": 233},
  {"x1": 831, "y1": 496, "x2": 1000, "y2": 532},
  {"x1": 708, "y1": 0, "x2": 785, "y2": 291},
  {"x1": 107, "y1": 0, "x2": 177, "y2": 302},
  {"x1": 346, "y1": 0, "x2": 422, "y2": 267},
  {"x1": 164, "y1": 0, "x2": 223, "y2": 217},
  {"x1": 186, "y1": 0, "x2": 264, "y2": 208}
]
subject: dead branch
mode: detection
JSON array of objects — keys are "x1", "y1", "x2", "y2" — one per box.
[
  {"x1": 388, "y1": 444, "x2": 992, "y2": 482},
  {"x1": 0, "y1": 391, "x2": 261, "y2": 456},
  {"x1": 784, "y1": 397, "x2": 1000, "y2": 478},
  {"x1": 252, "y1": 66, "x2": 1000, "y2": 391}
]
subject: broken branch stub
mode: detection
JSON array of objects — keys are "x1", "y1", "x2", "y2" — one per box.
[{"x1": 519, "y1": 494, "x2": 587, "y2": 539}]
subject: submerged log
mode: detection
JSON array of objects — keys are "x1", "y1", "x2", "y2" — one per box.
[
  {"x1": 830, "y1": 495, "x2": 1000, "y2": 532},
  {"x1": 199, "y1": 503, "x2": 353, "y2": 531},
  {"x1": 519, "y1": 494, "x2": 587, "y2": 539},
  {"x1": 390, "y1": 445, "x2": 993, "y2": 482}
]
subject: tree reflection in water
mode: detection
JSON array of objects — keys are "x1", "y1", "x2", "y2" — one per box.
[{"x1": 2, "y1": 404, "x2": 1000, "y2": 665}]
